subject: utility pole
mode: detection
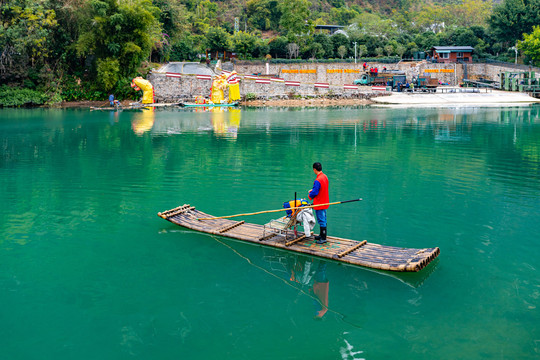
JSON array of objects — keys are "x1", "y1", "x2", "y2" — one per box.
[
  {"x1": 354, "y1": 42, "x2": 357, "y2": 64},
  {"x1": 510, "y1": 46, "x2": 518, "y2": 64}
]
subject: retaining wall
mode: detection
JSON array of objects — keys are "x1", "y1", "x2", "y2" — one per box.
[
  {"x1": 149, "y1": 61, "x2": 540, "y2": 103},
  {"x1": 148, "y1": 72, "x2": 387, "y2": 103}
]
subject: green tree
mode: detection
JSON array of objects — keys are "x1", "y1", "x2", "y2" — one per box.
[
  {"x1": 331, "y1": 33, "x2": 349, "y2": 58},
  {"x1": 153, "y1": 0, "x2": 190, "y2": 39},
  {"x1": 395, "y1": 45, "x2": 406, "y2": 59},
  {"x1": 313, "y1": 33, "x2": 333, "y2": 58},
  {"x1": 519, "y1": 25, "x2": 540, "y2": 66},
  {"x1": 232, "y1": 31, "x2": 258, "y2": 59},
  {"x1": 205, "y1": 26, "x2": 231, "y2": 58},
  {"x1": 357, "y1": 44, "x2": 367, "y2": 58},
  {"x1": 0, "y1": 0, "x2": 58, "y2": 82},
  {"x1": 279, "y1": 0, "x2": 312, "y2": 38},
  {"x1": 96, "y1": 57, "x2": 120, "y2": 91},
  {"x1": 337, "y1": 45, "x2": 347, "y2": 59},
  {"x1": 170, "y1": 34, "x2": 202, "y2": 61},
  {"x1": 453, "y1": 0, "x2": 492, "y2": 28},
  {"x1": 384, "y1": 42, "x2": 396, "y2": 56},
  {"x1": 489, "y1": 0, "x2": 540, "y2": 45},
  {"x1": 268, "y1": 36, "x2": 288, "y2": 58},
  {"x1": 246, "y1": 0, "x2": 281, "y2": 31},
  {"x1": 415, "y1": 32, "x2": 439, "y2": 52},
  {"x1": 328, "y1": 7, "x2": 359, "y2": 25},
  {"x1": 309, "y1": 42, "x2": 325, "y2": 59},
  {"x1": 75, "y1": 0, "x2": 161, "y2": 88}
]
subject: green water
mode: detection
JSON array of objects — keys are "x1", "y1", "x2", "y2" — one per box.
[{"x1": 1, "y1": 105, "x2": 539, "y2": 359}]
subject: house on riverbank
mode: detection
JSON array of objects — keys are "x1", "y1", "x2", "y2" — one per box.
[{"x1": 431, "y1": 46, "x2": 474, "y2": 63}]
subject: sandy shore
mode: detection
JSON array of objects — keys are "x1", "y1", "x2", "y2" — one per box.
[{"x1": 371, "y1": 89, "x2": 540, "y2": 105}]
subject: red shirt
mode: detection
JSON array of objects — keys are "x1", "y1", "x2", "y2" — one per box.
[{"x1": 309, "y1": 172, "x2": 329, "y2": 210}]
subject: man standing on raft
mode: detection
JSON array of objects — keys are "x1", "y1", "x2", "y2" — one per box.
[{"x1": 308, "y1": 162, "x2": 329, "y2": 244}]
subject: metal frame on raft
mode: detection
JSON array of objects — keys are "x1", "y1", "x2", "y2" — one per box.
[{"x1": 158, "y1": 204, "x2": 440, "y2": 272}]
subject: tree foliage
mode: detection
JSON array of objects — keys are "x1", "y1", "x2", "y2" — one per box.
[
  {"x1": 205, "y1": 26, "x2": 231, "y2": 54},
  {"x1": 75, "y1": 0, "x2": 161, "y2": 87},
  {"x1": 279, "y1": 0, "x2": 312, "y2": 39},
  {"x1": 489, "y1": 0, "x2": 540, "y2": 45},
  {"x1": 232, "y1": 31, "x2": 258, "y2": 59},
  {"x1": 519, "y1": 25, "x2": 540, "y2": 66},
  {"x1": 3, "y1": 0, "x2": 540, "y2": 105}
]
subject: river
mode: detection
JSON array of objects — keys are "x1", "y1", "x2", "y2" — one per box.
[{"x1": 1, "y1": 105, "x2": 539, "y2": 359}]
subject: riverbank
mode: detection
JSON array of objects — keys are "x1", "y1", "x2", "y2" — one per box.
[
  {"x1": 57, "y1": 98, "x2": 374, "y2": 108},
  {"x1": 57, "y1": 89, "x2": 540, "y2": 108},
  {"x1": 240, "y1": 98, "x2": 373, "y2": 107}
]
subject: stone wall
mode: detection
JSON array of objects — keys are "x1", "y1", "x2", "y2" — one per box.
[
  {"x1": 235, "y1": 61, "x2": 460, "y2": 85},
  {"x1": 236, "y1": 61, "x2": 540, "y2": 85},
  {"x1": 149, "y1": 61, "x2": 540, "y2": 102},
  {"x1": 148, "y1": 72, "x2": 386, "y2": 103}
]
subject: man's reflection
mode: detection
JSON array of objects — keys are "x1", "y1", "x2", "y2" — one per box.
[{"x1": 286, "y1": 256, "x2": 329, "y2": 319}]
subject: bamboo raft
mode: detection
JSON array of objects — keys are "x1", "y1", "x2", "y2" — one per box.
[
  {"x1": 90, "y1": 103, "x2": 179, "y2": 111},
  {"x1": 158, "y1": 204, "x2": 440, "y2": 272}
]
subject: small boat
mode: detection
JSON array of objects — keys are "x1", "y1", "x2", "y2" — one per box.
[
  {"x1": 179, "y1": 102, "x2": 239, "y2": 108},
  {"x1": 158, "y1": 204, "x2": 440, "y2": 272}
]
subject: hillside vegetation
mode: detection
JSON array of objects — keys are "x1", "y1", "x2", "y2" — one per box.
[{"x1": 1, "y1": 0, "x2": 540, "y2": 105}]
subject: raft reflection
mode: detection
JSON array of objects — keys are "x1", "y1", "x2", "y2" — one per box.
[{"x1": 220, "y1": 240, "x2": 439, "y2": 320}]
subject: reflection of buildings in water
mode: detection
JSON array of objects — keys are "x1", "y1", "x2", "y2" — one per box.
[
  {"x1": 131, "y1": 108, "x2": 155, "y2": 135},
  {"x1": 211, "y1": 108, "x2": 241, "y2": 138},
  {"x1": 433, "y1": 111, "x2": 472, "y2": 142}
]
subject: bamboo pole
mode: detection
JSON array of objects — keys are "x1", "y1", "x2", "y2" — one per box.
[{"x1": 197, "y1": 198, "x2": 363, "y2": 221}]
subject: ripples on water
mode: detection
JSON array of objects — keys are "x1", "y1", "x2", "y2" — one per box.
[{"x1": 1, "y1": 105, "x2": 539, "y2": 359}]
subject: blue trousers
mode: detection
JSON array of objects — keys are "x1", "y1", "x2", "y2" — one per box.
[{"x1": 315, "y1": 209, "x2": 327, "y2": 227}]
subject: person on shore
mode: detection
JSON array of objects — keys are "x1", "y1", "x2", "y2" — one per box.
[
  {"x1": 108, "y1": 94, "x2": 120, "y2": 107},
  {"x1": 308, "y1": 162, "x2": 329, "y2": 244}
]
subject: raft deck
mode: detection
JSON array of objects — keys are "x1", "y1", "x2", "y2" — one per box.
[{"x1": 158, "y1": 205, "x2": 440, "y2": 272}]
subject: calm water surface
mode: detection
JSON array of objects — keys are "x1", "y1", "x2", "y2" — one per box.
[{"x1": 1, "y1": 105, "x2": 539, "y2": 359}]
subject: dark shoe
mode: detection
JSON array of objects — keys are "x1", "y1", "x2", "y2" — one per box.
[{"x1": 315, "y1": 227, "x2": 327, "y2": 244}]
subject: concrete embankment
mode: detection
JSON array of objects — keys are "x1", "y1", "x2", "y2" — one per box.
[
  {"x1": 371, "y1": 88, "x2": 540, "y2": 105},
  {"x1": 148, "y1": 60, "x2": 540, "y2": 105}
]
